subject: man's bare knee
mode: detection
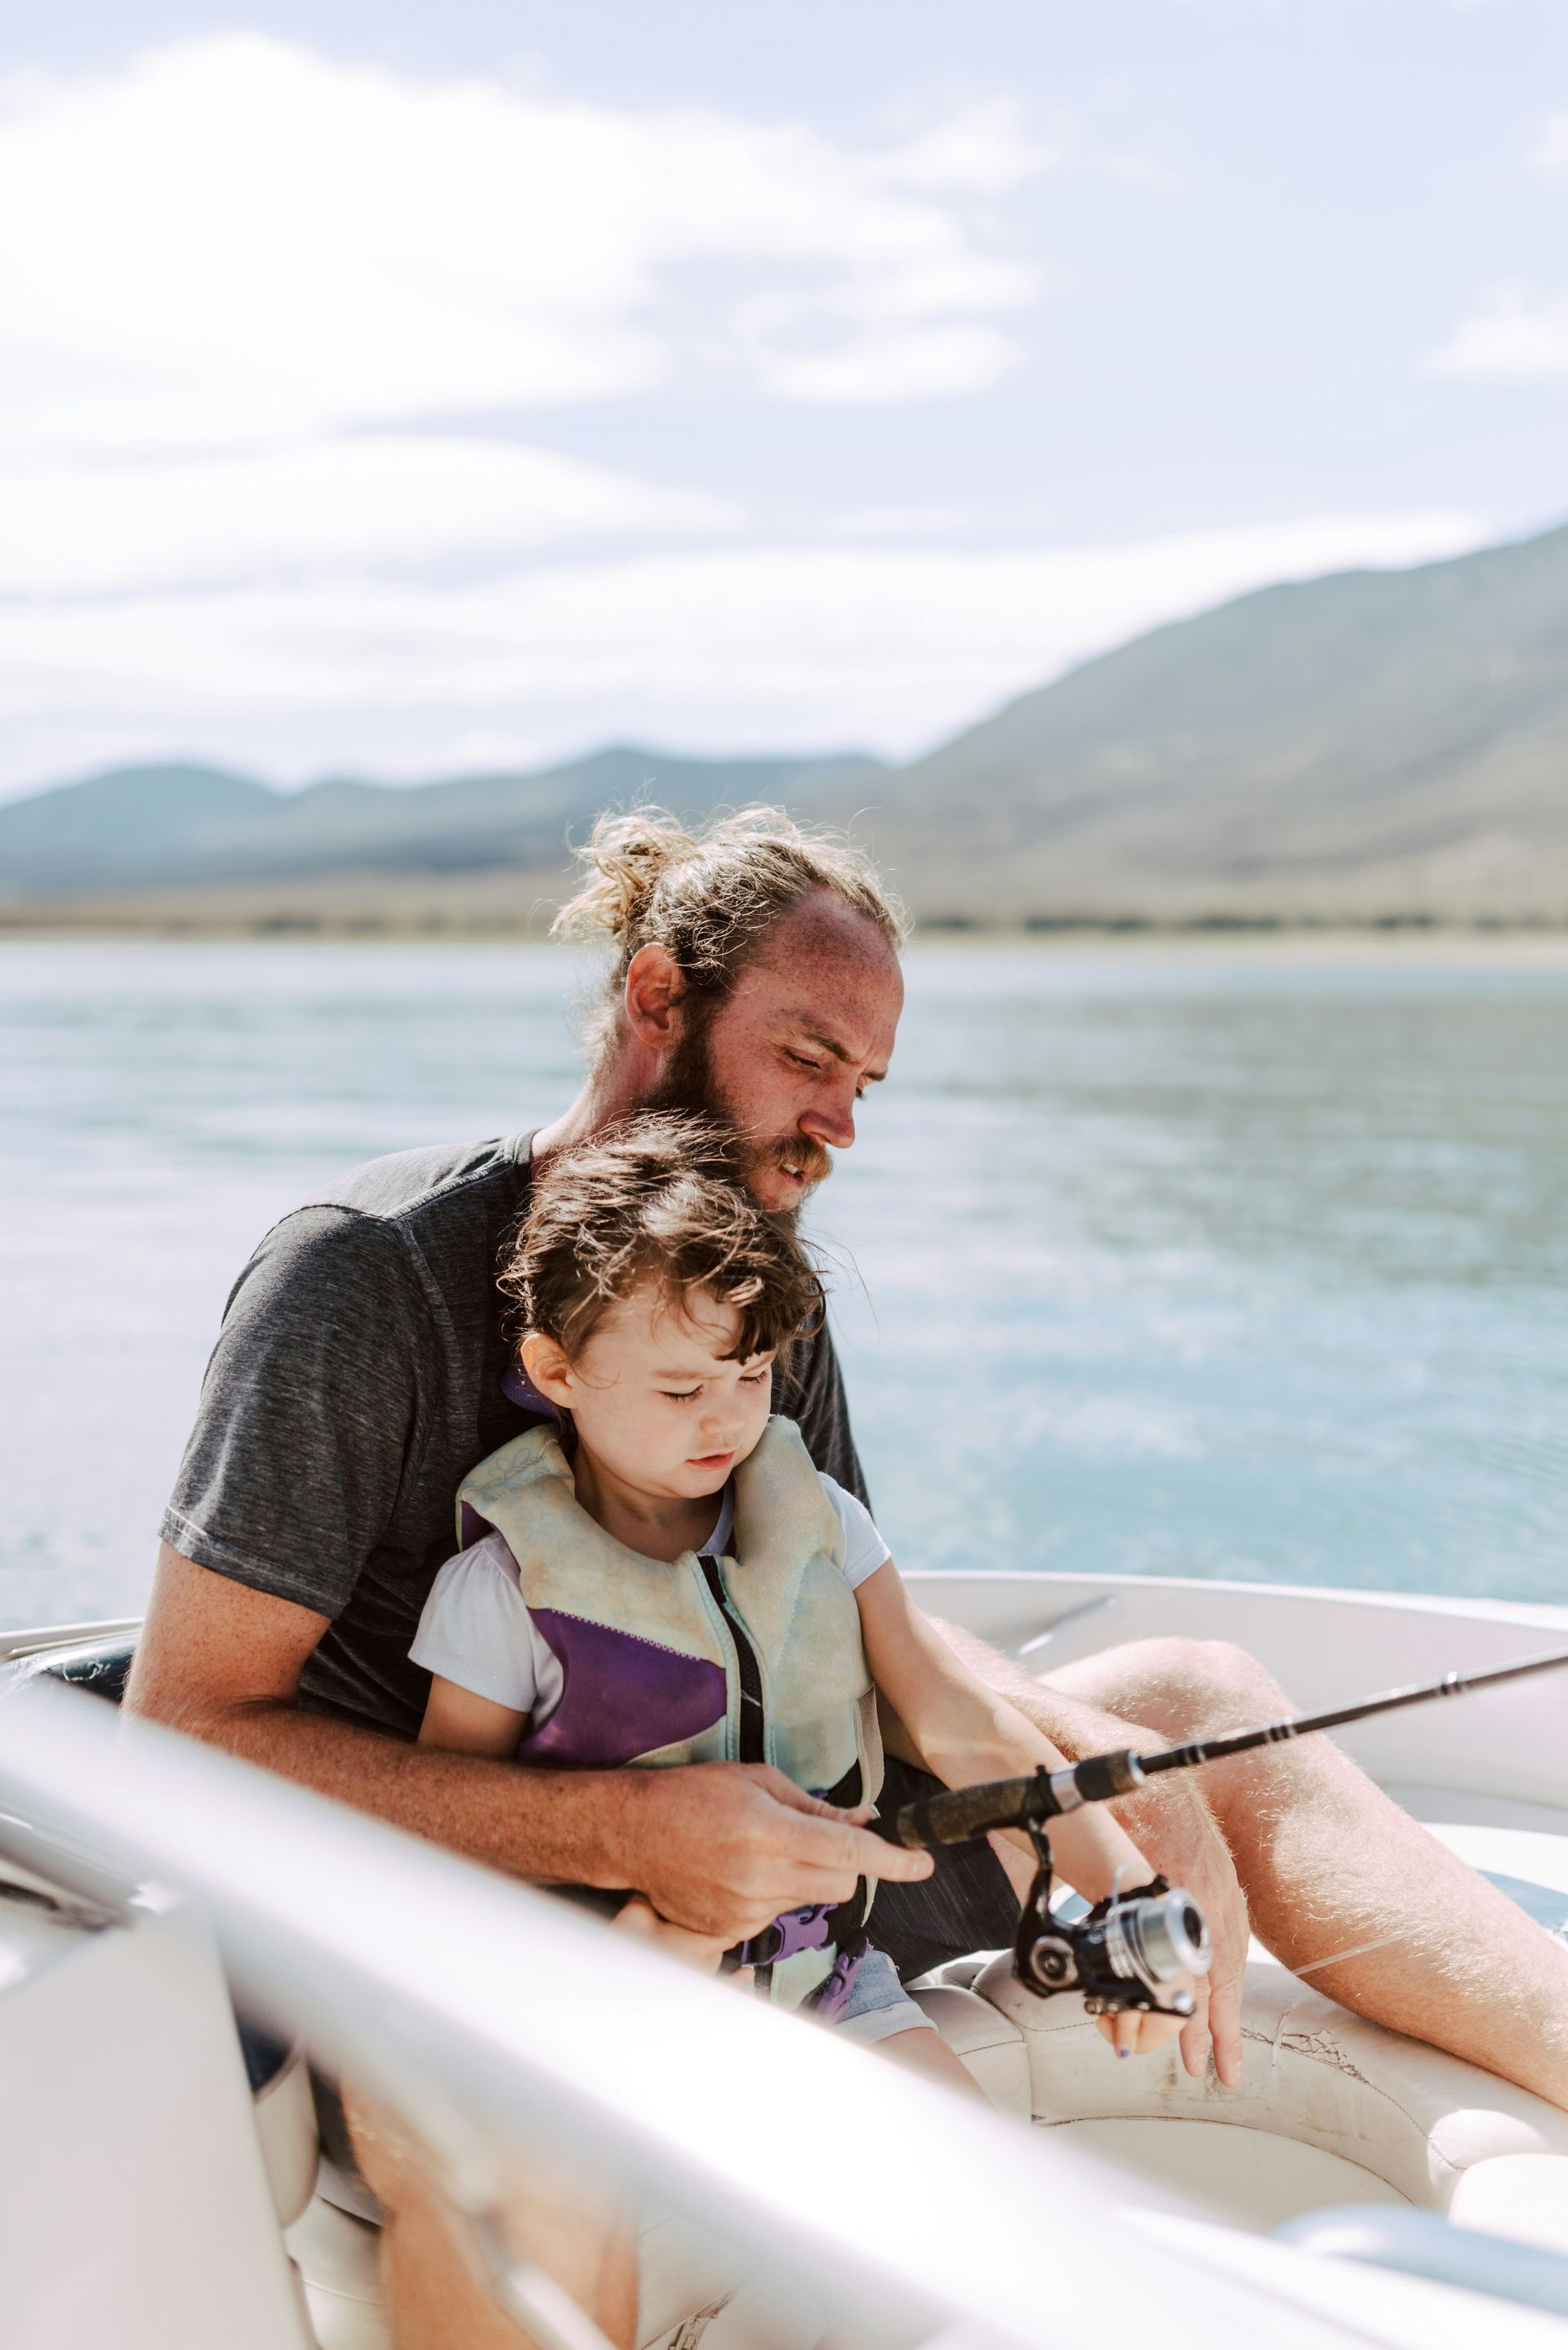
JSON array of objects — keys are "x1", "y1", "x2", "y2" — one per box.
[{"x1": 1050, "y1": 1634, "x2": 1290, "y2": 1741}]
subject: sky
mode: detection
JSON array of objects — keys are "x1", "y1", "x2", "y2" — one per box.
[{"x1": 2, "y1": 1, "x2": 1566, "y2": 799}]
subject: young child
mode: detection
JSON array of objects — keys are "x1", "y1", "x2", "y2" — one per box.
[{"x1": 412, "y1": 1113, "x2": 1187, "y2": 2089}]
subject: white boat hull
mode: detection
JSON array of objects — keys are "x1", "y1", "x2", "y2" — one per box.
[{"x1": 3, "y1": 1572, "x2": 1567, "y2": 2350}]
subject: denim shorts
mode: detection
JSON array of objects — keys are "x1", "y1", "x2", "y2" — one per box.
[{"x1": 831, "y1": 1945, "x2": 938, "y2": 2046}]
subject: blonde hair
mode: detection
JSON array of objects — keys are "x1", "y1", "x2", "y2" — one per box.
[{"x1": 551, "y1": 804, "x2": 904, "y2": 1059}]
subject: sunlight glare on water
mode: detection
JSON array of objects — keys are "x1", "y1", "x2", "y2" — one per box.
[{"x1": 2, "y1": 938, "x2": 1566, "y2": 1623}]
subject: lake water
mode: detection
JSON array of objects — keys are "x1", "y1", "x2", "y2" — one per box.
[{"x1": 2, "y1": 938, "x2": 1566, "y2": 1626}]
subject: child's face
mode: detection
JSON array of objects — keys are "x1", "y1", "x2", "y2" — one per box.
[{"x1": 523, "y1": 1282, "x2": 775, "y2": 1507}]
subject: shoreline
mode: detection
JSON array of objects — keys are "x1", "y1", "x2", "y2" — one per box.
[{"x1": 6, "y1": 921, "x2": 1568, "y2": 969}]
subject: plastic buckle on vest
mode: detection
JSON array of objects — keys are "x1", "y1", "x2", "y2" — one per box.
[
  {"x1": 733, "y1": 1886, "x2": 871, "y2": 1971},
  {"x1": 735, "y1": 1902, "x2": 835, "y2": 1969}
]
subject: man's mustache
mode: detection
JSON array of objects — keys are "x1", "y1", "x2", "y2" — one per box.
[{"x1": 756, "y1": 1135, "x2": 833, "y2": 1189}]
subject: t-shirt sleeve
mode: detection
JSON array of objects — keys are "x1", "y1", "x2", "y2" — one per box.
[
  {"x1": 777, "y1": 1311, "x2": 871, "y2": 1510},
  {"x1": 819, "y1": 1474, "x2": 892, "y2": 1590},
  {"x1": 409, "y1": 1532, "x2": 544, "y2": 1714},
  {"x1": 160, "y1": 1206, "x2": 428, "y2": 1617}
]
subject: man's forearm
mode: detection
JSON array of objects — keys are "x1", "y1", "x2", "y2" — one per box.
[
  {"x1": 927, "y1": 1617, "x2": 1149, "y2": 1764},
  {"x1": 124, "y1": 1548, "x2": 935, "y2": 1941},
  {"x1": 924, "y1": 1616, "x2": 1223, "y2": 1855},
  {"x1": 133, "y1": 1689, "x2": 636, "y2": 1890}
]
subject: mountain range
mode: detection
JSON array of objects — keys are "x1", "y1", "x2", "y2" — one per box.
[
  {"x1": 0, "y1": 747, "x2": 880, "y2": 903},
  {"x1": 5, "y1": 518, "x2": 1567, "y2": 929}
]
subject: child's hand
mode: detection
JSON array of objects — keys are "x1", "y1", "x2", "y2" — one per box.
[
  {"x1": 612, "y1": 1893, "x2": 728, "y2": 1976},
  {"x1": 1094, "y1": 1991, "x2": 1192, "y2": 2061}
]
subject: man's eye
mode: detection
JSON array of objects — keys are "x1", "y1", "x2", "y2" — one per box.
[{"x1": 785, "y1": 1050, "x2": 822, "y2": 1073}]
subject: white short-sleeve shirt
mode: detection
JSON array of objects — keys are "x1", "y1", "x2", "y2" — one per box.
[{"x1": 411, "y1": 1475, "x2": 890, "y2": 1726}]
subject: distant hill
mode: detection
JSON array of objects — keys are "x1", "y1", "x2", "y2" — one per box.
[
  {"x1": 0, "y1": 747, "x2": 882, "y2": 904},
  {"x1": 0, "y1": 763, "x2": 275, "y2": 897},
  {"x1": 4, "y1": 519, "x2": 1568, "y2": 929},
  {"x1": 832, "y1": 519, "x2": 1568, "y2": 923}
]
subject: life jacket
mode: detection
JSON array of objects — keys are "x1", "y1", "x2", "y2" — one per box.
[{"x1": 455, "y1": 1415, "x2": 885, "y2": 2016}]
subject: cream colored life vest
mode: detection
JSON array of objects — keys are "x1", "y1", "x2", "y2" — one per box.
[{"x1": 454, "y1": 1415, "x2": 884, "y2": 2012}]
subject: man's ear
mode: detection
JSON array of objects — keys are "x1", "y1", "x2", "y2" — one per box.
[
  {"x1": 520, "y1": 1331, "x2": 575, "y2": 1408},
  {"x1": 623, "y1": 943, "x2": 687, "y2": 1056}
]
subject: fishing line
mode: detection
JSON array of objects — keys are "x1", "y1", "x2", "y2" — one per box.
[
  {"x1": 1293, "y1": 1927, "x2": 1419, "y2": 1978},
  {"x1": 878, "y1": 1643, "x2": 1568, "y2": 2018}
]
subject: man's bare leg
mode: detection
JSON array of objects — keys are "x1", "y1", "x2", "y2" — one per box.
[
  {"x1": 938, "y1": 1622, "x2": 1568, "y2": 2109},
  {"x1": 346, "y1": 2089, "x2": 639, "y2": 2350}
]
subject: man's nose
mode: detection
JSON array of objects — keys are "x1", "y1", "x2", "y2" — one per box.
[{"x1": 801, "y1": 1077, "x2": 858, "y2": 1151}]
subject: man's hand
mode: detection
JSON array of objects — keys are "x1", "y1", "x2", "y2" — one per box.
[
  {"x1": 617, "y1": 1763, "x2": 933, "y2": 1945},
  {"x1": 1112, "y1": 1771, "x2": 1249, "y2": 2085},
  {"x1": 132, "y1": 1550, "x2": 931, "y2": 1950},
  {"x1": 920, "y1": 1616, "x2": 1252, "y2": 2090}
]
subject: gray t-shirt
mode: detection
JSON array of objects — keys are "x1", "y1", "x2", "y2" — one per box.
[{"x1": 161, "y1": 1134, "x2": 869, "y2": 1740}]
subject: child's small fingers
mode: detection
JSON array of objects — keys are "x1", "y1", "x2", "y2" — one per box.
[
  {"x1": 1112, "y1": 2011, "x2": 1139, "y2": 2059},
  {"x1": 1129, "y1": 2012, "x2": 1183, "y2": 2058}
]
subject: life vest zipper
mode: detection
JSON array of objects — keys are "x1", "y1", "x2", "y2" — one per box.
[{"x1": 697, "y1": 1554, "x2": 766, "y2": 1766}]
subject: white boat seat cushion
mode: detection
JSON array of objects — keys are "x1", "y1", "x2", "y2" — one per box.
[
  {"x1": 906, "y1": 1982, "x2": 1031, "y2": 2116},
  {"x1": 252, "y1": 2048, "x2": 318, "y2": 2229},
  {"x1": 972, "y1": 1950, "x2": 1568, "y2": 2210}
]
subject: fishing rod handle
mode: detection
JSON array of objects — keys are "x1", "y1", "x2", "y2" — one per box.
[{"x1": 877, "y1": 1750, "x2": 1147, "y2": 1850}]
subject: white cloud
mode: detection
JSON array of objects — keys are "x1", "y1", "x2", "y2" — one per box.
[
  {"x1": 826, "y1": 507, "x2": 976, "y2": 541},
  {"x1": 1428, "y1": 114, "x2": 1568, "y2": 379},
  {"x1": 0, "y1": 35, "x2": 1047, "y2": 459},
  {"x1": 0, "y1": 38, "x2": 1490, "y2": 804},
  {"x1": 1427, "y1": 284, "x2": 1568, "y2": 378},
  {"x1": 0, "y1": 511, "x2": 1485, "y2": 792},
  {"x1": 737, "y1": 311, "x2": 1023, "y2": 404},
  {"x1": 872, "y1": 97, "x2": 1051, "y2": 195},
  {"x1": 0, "y1": 439, "x2": 736, "y2": 597}
]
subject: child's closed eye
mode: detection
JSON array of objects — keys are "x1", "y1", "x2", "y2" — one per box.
[{"x1": 660, "y1": 1364, "x2": 772, "y2": 1402}]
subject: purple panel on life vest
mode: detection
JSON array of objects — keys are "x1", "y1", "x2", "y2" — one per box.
[{"x1": 520, "y1": 1611, "x2": 727, "y2": 1767}]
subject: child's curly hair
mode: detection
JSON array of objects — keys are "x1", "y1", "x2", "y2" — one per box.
[{"x1": 503, "y1": 1113, "x2": 824, "y2": 1364}]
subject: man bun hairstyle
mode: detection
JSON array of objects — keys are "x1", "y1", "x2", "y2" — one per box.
[
  {"x1": 552, "y1": 804, "x2": 904, "y2": 1059},
  {"x1": 505, "y1": 1113, "x2": 825, "y2": 1367}
]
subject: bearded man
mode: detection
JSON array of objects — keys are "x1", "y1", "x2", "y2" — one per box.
[{"x1": 128, "y1": 805, "x2": 1568, "y2": 2302}]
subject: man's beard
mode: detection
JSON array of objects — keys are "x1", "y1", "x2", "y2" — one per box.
[{"x1": 651, "y1": 1023, "x2": 832, "y2": 1209}]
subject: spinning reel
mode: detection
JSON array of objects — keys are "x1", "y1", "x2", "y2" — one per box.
[
  {"x1": 874, "y1": 1643, "x2": 1568, "y2": 2018},
  {"x1": 875, "y1": 1748, "x2": 1210, "y2": 2018}
]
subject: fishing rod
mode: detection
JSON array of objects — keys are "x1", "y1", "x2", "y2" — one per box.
[{"x1": 874, "y1": 1644, "x2": 1568, "y2": 2020}]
